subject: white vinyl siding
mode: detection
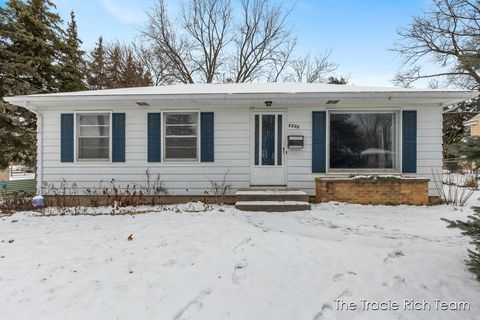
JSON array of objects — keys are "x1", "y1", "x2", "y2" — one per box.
[
  {"x1": 39, "y1": 105, "x2": 251, "y2": 195},
  {"x1": 37, "y1": 103, "x2": 443, "y2": 197}
]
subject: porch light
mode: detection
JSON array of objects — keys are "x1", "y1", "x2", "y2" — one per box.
[{"x1": 265, "y1": 101, "x2": 273, "y2": 107}]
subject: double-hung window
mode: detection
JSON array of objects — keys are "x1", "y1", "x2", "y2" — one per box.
[
  {"x1": 164, "y1": 112, "x2": 199, "y2": 161},
  {"x1": 76, "y1": 113, "x2": 110, "y2": 161},
  {"x1": 329, "y1": 111, "x2": 399, "y2": 171}
]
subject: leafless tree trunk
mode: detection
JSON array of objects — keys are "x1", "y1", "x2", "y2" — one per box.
[{"x1": 392, "y1": 0, "x2": 480, "y2": 89}]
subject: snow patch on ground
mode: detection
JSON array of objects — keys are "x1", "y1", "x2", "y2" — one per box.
[{"x1": 0, "y1": 202, "x2": 479, "y2": 319}]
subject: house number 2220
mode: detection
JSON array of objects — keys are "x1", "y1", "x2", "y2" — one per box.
[{"x1": 288, "y1": 123, "x2": 300, "y2": 129}]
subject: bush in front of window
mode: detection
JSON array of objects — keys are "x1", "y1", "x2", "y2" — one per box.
[{"x1": 347, "y1": 175, "x2": 404, "y2": 183}]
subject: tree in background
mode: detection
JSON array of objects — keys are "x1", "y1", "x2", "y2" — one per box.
[
  {"x1": 288, "y1": 51, "x2": 338, "y2": 83},
  {"x1": 393, "y1": 0, "x2": 480, "y2": 159},
  {"x1": 86, "y1": 39, "x2": 152, "y2": 89},
  {"x1": 86, "y1": 37, "x2": 108, "y2": 90},
  {"x1": 0, "y1": 0, "x2": 66, "y2": 170},
  {"x1": 121, "y1": 51, "x2": 151, "y2": 88},
  {"x1": 449, "y1": 136, "x2": 480, "y2": 176},
  {"x1": 58, "y1": 11, "x2": 86, "y2": 92},
  {"x1": 105, "y1": 44, "x2": 123, "y2": 88},
  {"x1": 132, "y1": 40, "x2": 177, "y2": 86},
  {"x1": 393, "y1": 0, "x2": 480, "y2": 90},
  {"x1": 140, "y1": 0, "x2": 343, "y2": 84},
  {"x1": 327, "y1": 76, "x2": 348, "y2": 84},
  {"x1": 443, "y1": 111, "x2": 477, "y2": 163}
]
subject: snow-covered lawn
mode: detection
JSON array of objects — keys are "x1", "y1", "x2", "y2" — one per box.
[{"x1": 1, "y1": 203, "x2": 479, "y2": 320}]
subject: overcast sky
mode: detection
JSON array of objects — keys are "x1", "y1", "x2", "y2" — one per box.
[{"x1": 1, "y1": 0, "x2": 437, "y2": 87}]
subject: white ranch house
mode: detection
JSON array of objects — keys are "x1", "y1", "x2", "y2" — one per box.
[{"x1": 4, "y1": 83, "x2": 478, "y2": 204}]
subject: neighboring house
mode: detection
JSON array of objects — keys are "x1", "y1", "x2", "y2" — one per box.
[
  {"x1": 0, "y1": 169, "x2": 8, "y2": 181},
  {"x1": 464, "y1": 113, "x2": 480, "y2": 137},
  {"x1": 3, "y1": 83, "x2": 477, "y2": 201}
]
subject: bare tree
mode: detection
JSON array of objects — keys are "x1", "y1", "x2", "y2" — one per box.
[
  {"x1": 266, "y1": 37, "x2": 297, "y2": 82},
  {"x1": 393, "y1": 0, "x2": 480, "y2": 89},
  {"x1": 181, "y1": 0, "x2": 232, "y2": 83},
  {"x1": 231, "y1": 0, "x2": 296, "y2": 82},
  {"x1": 132, "y1": 40, "x2": 177, "y2": 85},
  {"x1": 141, "y1": 0, "x2": 196, "y2": 83},
  {"x1": 140, "y1": 0, "x2": 300, "y2": 83},
  {"x1": 141, "y1": 0, "x2": 231, "y2": 83},
  {"x1": 289, "y1": 51, "x2": 338, "y2": 83}
]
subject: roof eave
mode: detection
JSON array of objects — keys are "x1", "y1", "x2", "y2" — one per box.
[{"x1": 4, "y1": 90, "x2": 478, "y2": 108}]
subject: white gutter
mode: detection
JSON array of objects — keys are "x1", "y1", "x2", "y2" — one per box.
[{"x1": 24, "y1": 102, "x2": 43, "y2": 196}]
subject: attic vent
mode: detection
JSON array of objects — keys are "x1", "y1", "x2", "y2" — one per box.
[
  {"x1": 136, "y1": 102, "x2": 150, "y2": 106},
  {"x1": 326, "y1": 100, "x2": 339, "y2": 105}
]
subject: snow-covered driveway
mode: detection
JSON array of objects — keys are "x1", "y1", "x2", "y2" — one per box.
[{"x1": 0, "y1": 203, "x2": 479, "y2": 320}]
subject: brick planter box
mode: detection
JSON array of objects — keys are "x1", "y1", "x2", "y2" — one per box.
[{"x1": 315, "y1": 177, "x2": 429, "y2": 205}]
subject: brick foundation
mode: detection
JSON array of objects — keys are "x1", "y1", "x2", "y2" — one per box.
[{"x1": 315, "y1": 177, "x2": 429, "y2": 205}]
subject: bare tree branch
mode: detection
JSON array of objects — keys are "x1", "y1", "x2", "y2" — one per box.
[
  {"x1": 141, "y1": 0, "x2": 196, "y2": 83},
  {"x1": 232, "y1": 0, "x2": 295, "y2": 82},
  {"x1": 180, "y1": 0, "x2": 232, "y2": 82},
  {"x1": 139, "y1": 0, "x2": 340, "y2": 85},
  {"x1": 392, "y1": 0, "x2": 480, "y2": 89},
  {"x1": 132, "y1": 40, "x2": 177, "y2": 85},
  {"x1": 288, "y1": 50, "x2": 338, "y2": 83}
]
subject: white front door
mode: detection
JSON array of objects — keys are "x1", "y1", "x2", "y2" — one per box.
[{"x1": 250, "y1": 111, "x2": 286, "y2": 186}]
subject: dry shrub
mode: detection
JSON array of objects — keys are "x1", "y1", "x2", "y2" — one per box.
[
  {"x1": 433, "y1": 169, "x2": 476, "y2": 206},
  {"x1": 43, "y1": 170, "x2": 169, "y2": 211},
  {"x1": 0, "y1": 193, "x2": 33, "y2": 215}
]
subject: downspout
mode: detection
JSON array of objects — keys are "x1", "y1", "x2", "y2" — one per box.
[{"x1": 25, "y1": 101, "x2": 43, "y2": 196}]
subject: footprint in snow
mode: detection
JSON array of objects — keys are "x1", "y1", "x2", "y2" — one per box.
[
  {"x1": 335, "y1": 288, "x2": 353, "y2": 299},
  {"x1": 313, "y1": 303, "x2": 333, "y2": 320},
  {"x1": 232, "y1": 259, "x2": 248, "y2": 284},
  {"x1": 173, "y1": 288, "x2": 212, "y2": 320},
  {"x1": 383, "y1": 250, "x2": 405, "y2": 264},
  {"x1": 332, "y1": 271, "x2": 357, "y2": 282},
  {"x1": 233, "y1": 237, "x2": 252, "y2": 253}
]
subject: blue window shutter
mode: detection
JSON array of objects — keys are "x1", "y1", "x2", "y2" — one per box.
[
  {"x1": 312, "y1": 111, "x2": 326, "y2": 173},
  {"x1": 61, "y1": 114, "x2": 74, "y2": 162},
  {"x1": 148, "y1": 113, "x2": 161, "y2": 162},
  {"x1": 201, "y1": 112, "x2": 214, "y2": 162},
  {"x1": 402, "y1": 110, "x2": 417, "y2": 173},
  {"x1": 112, "y1": 113, "x2": 125, "y2": 162}
]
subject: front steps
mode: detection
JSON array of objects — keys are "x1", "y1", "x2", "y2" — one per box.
[{"x1": 234, "y1": 190, "x2": 311, "y2": 212}]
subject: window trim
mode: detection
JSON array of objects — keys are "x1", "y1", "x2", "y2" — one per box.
[
  {"x1": 326, "y1": 109, "x2": 402, "y2": 174},
  {"x1": 74, "y1": 111, "x2": 112, "y2": 163},
  {"x1": 162, "y1": 111, "x2": 201, "y2": 163}
]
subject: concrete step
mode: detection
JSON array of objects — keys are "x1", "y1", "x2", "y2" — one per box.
[
  {"x1": 234, "y1": 190, "x2": 309, "y2": 202},
  {"x1": 235, "y1": 201, "x2": 311, "y2": 212}
]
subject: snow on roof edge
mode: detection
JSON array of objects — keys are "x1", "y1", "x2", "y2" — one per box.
[{"x1": 5, "y1": 82, "x2": 479, "y2": 99}]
